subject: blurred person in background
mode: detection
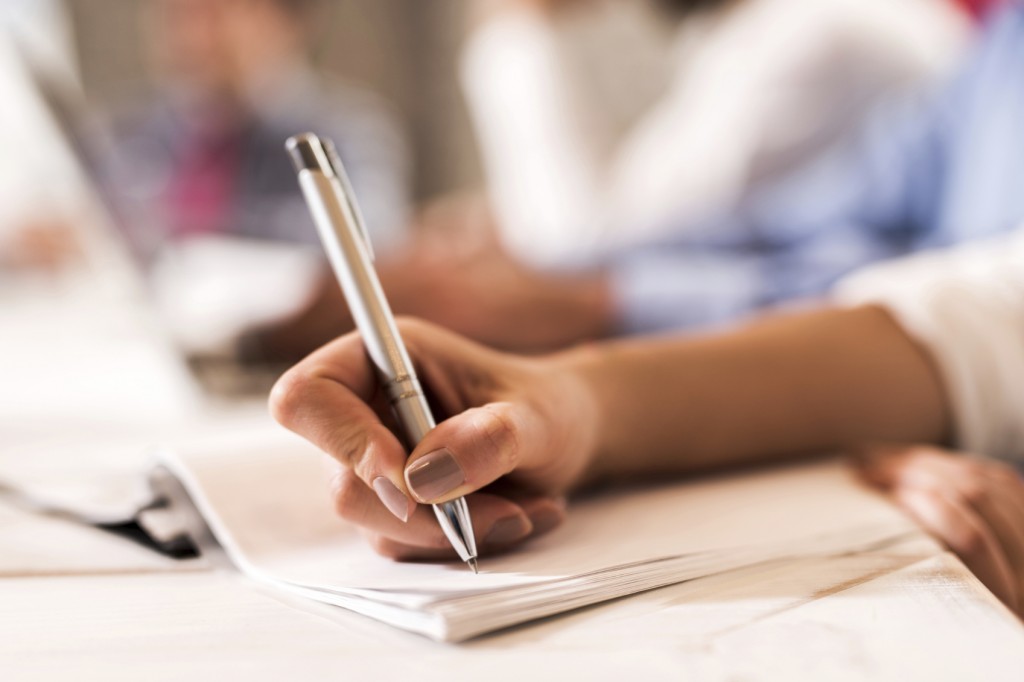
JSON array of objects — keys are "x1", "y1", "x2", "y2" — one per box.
[
  {"x1": 100, "y1": 0, "x2": 410, "y2": 256},
  {"x1": 461, "y1": 0, "x2": 968, "y2": 267},
  {"x1": 263, "y1": 0, "x2": 978, "y2": 359},
  {"x1": 90, "y1": 0, "x2": 411, "y2": 362},
  {"x1": 339, "y1": 0, "x2": 1021, "y2": 355}
]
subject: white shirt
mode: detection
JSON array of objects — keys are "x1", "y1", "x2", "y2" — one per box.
[
  {"x1": 462, "y1": 0, "x2": 968, "y2": 267},
  {"x1": 835, "y1": 228, "x2": 1024, "y2": 464}
]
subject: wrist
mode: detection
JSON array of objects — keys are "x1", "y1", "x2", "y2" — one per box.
[{"x1": 547, "y1": 341, "x2": 621, "y2": 488}]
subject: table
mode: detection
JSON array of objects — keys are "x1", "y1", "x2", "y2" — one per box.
[
  {"x1": 3, "y1": 508, "x2": 1022, "y2": 681},
  {"x1": 2, "y1": 280, "x2": 1023, "y2": 681}
]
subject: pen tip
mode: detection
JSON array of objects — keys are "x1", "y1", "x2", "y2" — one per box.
[{"x1": 468, "y1": 557, "x2": 479, "y2": 574}]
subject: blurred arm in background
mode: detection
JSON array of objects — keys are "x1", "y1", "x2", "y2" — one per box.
[
  {"x1": 372, "y1": 4, "x2": 1024, "y2": 353},
  {"x1": 461, "y1": 0, "x2": 968, "y2": 268}
]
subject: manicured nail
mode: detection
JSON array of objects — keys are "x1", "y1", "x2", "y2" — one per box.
[
  {"x1": 406, "y1": 449, "x2": 465, "y2": 501},
  {"x1": 372, "y1": 477, "x2": 411, "y2": 523},
  {"x1": 484, "y1": 515, "x2": 532, "y2": 546}
]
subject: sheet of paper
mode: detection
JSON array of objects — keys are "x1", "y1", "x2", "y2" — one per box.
[
  {"x1": 0, "y1": 497, "x2": 204, "y2": 577},
  {"x1": 162, "y1": 424, "x2": 916, "y2": 602}
]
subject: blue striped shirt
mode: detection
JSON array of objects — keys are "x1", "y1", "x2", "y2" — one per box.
[{"x1": 609, "y1": 5, "x2": 1024, "y2": 334}]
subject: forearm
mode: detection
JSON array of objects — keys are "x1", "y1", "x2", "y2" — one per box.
[{"x1": 562, "y1": 305, "x2": 952, "y2": 483}]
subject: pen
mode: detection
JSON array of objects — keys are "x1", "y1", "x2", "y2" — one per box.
[{"x1": 286, "y1": 133, "x2": 479, "y2": 573}]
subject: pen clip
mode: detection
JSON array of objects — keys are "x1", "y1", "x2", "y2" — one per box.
[{"x1": 323, "y1": 138, "x2": 376, "y2": 263}]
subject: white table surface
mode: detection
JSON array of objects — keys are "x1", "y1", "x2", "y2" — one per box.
[{"x1": 3, "y1": 279, "x2": 1023, "y2": 681}]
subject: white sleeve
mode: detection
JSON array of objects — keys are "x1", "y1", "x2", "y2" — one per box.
[
  {"x1": 459, "y1": 9, "x2": 606, "y2": 268},
  {"x1": 459, "y1": 3, "x2": 672, "y2": 268},
  {"x1": 833, "y1": 230, "x2": 1024, "y2": 464}
]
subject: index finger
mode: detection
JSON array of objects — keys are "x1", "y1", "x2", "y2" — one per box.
[{"x1": 270, "y1": 331, "x2": 415, "y2": 522}]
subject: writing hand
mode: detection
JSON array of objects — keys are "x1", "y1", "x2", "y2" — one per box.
[{"x1": 271, "y1": 319, "x2": 599, "y2": 560}]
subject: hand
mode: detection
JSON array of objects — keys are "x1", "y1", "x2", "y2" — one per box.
[
  {"x1": 238, "y1": 273, "x2": 353, "y2": 364},
  {"x1": 381, "y1": 229, "x2": 612, "y2": 354},
  {"x1": 857, "y1": 445, "x2": 1024, "y2": 616},
  {"x1": 1, "y1": 221, "x2": 82, "y2": 273},
  {"x1": 270, "y1": 318, "x2": 600, "y2": 560}
]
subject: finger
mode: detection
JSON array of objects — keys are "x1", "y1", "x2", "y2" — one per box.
[
  {"x1": 934, "y1": 458, "x2": 1024, "y2": 579},
  {"x1": 400, "y1": 309, "x2": 568, "y2": 502},
  {"x1": 331, "y1": 468, "x2": 540, "y2": 557},
  {"x1": 853, "y1": 444, "x2": 939, "y2": 489},
  {"x1": 858, "y1": 447, "x2": 1024, "y2": 610},
  {"x1": 363, "y1": 496, "x2": 565, "y2": 563},
  {"x1": 974, "y1": 464, "x2": 1024, "y2": 584},
  {"x1": 865, "y1": 449, "x2": 1024, "y2": 579},
  {"x1": 895, "y1": 486, "x2": 1019, "y2": 609},
  {"x1": 983, "y1": 462, "x2": 1024, "y2": 525},
  {"x1": 403, "y1": 401, "x2": 544, "y2": 504},
  {"x1": 271, "y1": 333, "x2": 414, "y2": 521}
]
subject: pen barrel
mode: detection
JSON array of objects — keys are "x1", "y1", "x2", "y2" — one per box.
[
  {"x1": 292, "y1": 135, "x2": 477, "y2": 565},
  {"x1": 298, "y1": 171, "x2": 415, "y2": 380},
  {"x1": 390, "y1": 391, "x2": 436, "y2": 448}
]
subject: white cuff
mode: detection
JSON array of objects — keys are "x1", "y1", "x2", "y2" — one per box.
[{"x1": 834, "y1": 231, "x2": 1024, "y2": 463}]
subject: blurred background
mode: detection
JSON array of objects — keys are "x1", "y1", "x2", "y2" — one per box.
[
  {"x1": 72, "y1": 0, "x2": 481, "y2": 200},
  {"x1": 0, "y1": 0, "x2": 976, "y2": 405},
  {"x1": 0, "y1": 0, "x2": 988, "y2": 551}
]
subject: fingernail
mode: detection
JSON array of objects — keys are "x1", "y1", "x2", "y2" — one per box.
[
  {"x1": 372, "y1": 477, "x2": 411, "y2": 523},
  {"x1": 406, "y1": 449, "x2": 465, "y2": 501},
  {"x1": 484, "y1": 515, "x2": 532, "y2": 546}
]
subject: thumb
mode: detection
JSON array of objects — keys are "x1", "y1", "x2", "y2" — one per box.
[{"x1": 403, "y1": 402, "x2": 542, "y2": 504}]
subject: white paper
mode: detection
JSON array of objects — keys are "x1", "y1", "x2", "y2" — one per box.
[{"x1": 160, "y1": 425, "x2": 917, "y2": 641}]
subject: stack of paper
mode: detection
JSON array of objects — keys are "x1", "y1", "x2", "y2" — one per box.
[{"x1": 160, "y1": 427, "x2": 917, "y2": 642}]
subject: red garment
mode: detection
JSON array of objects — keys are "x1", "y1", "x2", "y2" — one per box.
[
  {"x1": 163, "y1": 131, "x2": 242, "y2": 237},
  {"x1": 953, "y1": 0, "x2": 1003, "y2": 21}
]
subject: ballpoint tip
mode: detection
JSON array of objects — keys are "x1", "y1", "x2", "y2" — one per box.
[{"x1": 468, "y1": 557, "x2": 479, "y2": 574}]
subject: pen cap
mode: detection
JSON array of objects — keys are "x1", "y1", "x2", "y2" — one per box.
[
  {"x1": 287, "y1": 133, "x2": 375, "y2": 261},
  {"x1": 286, "y1": 133, "x2": 331, "y2": 175}
]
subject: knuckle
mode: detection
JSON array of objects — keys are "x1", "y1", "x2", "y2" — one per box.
[
  {"x1": 478, "y1": 405, "x2": 521, "y2": 467},
  {"x1": 268, "y1": 369, "x2": 313, "y2": 429},
  {"x1": 326, "y1": 427, "x2": 372, "y2": 474}
]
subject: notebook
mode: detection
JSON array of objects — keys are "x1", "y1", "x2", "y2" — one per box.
[{"x1": 153, "y1": 425, "x2": 919, "y2": 642}]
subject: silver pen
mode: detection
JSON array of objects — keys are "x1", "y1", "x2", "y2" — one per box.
[{"x1": 286, "y1": 133, "x2": 479, "y2": 573}]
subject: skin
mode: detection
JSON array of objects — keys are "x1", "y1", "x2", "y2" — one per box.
[
  {"x1": 271, "y1": 304, "x2": 1024, "y2": 616},
  {"x1": 1, "y1": 221, "x2": 83, "y2": 273},
  {"x1": 858, "y1": 444, "x2": 1024, "y2": 615},
  {"x1": 247, "y1": 209, "x2": 613, "y2": 362}
]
